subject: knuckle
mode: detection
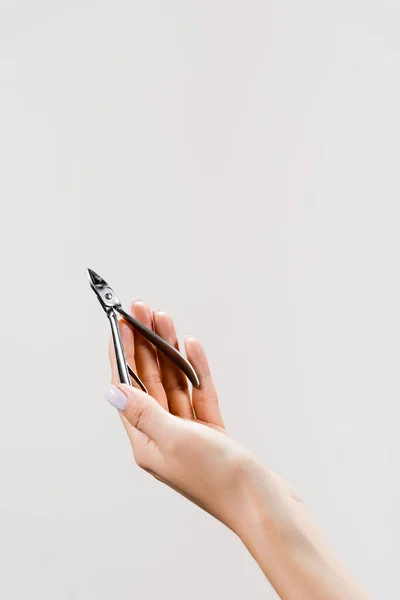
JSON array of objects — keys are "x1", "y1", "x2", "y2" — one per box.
[
  {"x1": 163, "y1": 379, "x2": 188, "y2": 393},
  {"x1": 198, "y1": 372, "x2": 217, "y2": 393},
  {"x1": 198, "y1": 371, "x2": 212, "y2": 383},
  {"x1": 141, "y1": 373, "x2": 163, "y2": 385},
  {"x1": 136, "y1": 405, "x2": 152, "y2": 432},
  {"x1": 205, "y1": 392, "x2": 219, "y2": 406},
  {"x1": 194, "y1": 390, "x2": 219, "y2": 406},
  {"x1": 128, "y1": 396, "x2": 152, "y2": 431},
  {"x1": 134, "y1": 453, "x2": 147, "y2": 470}
]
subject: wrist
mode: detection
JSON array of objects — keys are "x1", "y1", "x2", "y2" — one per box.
[{"x1": 231, "y1": 459, "x2": 304, "y2": 546}]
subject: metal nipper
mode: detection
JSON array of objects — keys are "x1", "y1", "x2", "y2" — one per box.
[{"x1": 88, "y1": 268, "x2": 200, "y2": 393}]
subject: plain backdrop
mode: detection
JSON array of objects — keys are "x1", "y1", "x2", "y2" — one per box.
[{"x1": 1, "y1": 1, "x2": 399, "y2": 598}]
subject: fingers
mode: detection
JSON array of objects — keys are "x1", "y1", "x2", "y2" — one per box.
[
  {"x1": 108, "y1": 300, "x2": 222, "y2": 430},
  {"x1": 130, "y1": 300, "x2": 169, "y2": 410},
  {"x1": 153, "y1": 310, "x2": 194, "y2": 419},
  {"x1": 185, "y1": 337, "x2": 224, "y2": 428}
]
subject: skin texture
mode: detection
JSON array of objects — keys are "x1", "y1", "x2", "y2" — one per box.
[{"x1": 108, "y1": 300, "x2": 371, "y2": 600}]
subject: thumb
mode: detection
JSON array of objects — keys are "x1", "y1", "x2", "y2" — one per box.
[{"x1": 104, "y1": 384, "x2": 174, "y2": 445}]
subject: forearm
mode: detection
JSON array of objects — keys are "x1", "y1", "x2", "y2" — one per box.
[
  {"x1": 240, "y1": 519, "x2": 369, "y2": 599},
  {"x1": 234, "y1": 468, "x2": 370, "y2": 600}
]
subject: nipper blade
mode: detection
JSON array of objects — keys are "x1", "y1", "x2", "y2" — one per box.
[
  {"x1": 87, "y1": 268, "x2": 108, "y2": 287},
  {"x1": 87, "y1": 268, "x2": 121, "y2": 311}
]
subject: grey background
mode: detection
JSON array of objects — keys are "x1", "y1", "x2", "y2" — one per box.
[{"x1": 1, "y1": 1, "x2": 399, "y2": 598}]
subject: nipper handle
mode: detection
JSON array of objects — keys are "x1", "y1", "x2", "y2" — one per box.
[{"x1": 116, "y1": 307, "x2": 200, "y2": 389}]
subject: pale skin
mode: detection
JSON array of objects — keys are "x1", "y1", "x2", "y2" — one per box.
[{"x1": 107, "y1": 299, "x2": 371, "y2": 600}]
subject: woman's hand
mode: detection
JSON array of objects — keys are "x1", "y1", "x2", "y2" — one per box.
[{"x1": 106, "y1": 300, "x2": 274, "y2": 532}]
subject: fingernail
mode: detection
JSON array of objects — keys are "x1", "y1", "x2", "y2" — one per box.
[
  {"x1": 104, "y1": 384, "x2": 127, "y2": 411},
  {"x1": 131, "y1": 298, "x2": 143, "y2": 306}
]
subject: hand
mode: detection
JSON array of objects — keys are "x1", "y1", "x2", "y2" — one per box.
[{"x1": 106, "y1": 300, "x2": 274, "y2": 532}]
